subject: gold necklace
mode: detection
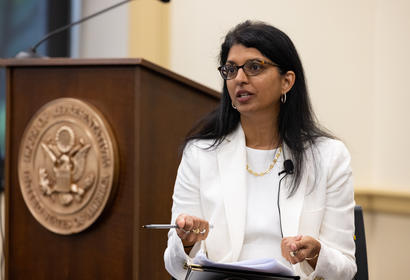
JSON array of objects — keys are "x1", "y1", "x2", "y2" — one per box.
[{"x1": 246, "y1": 146, "x2": 282, "y2": 176}]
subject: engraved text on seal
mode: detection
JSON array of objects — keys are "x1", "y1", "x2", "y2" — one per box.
[{"x1": 18, "y1": 98, "x2": 118, "y2": 235}]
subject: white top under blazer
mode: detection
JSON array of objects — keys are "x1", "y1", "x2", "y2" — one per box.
[
  {"x1": 238, "y1": 147, "x2": 289, "y2": 266},
  {"x1": 164, "y1": 125, "x2": 357, "y2": 280}
]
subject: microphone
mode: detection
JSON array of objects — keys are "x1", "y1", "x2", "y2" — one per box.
[
  {"x1": 15, "y1": 0, "x2": 171, "y2": 59},
  {"x1": 278, "y1": 159, "x2": 294, "y2": 176},
  {"x1": 277, "y1": 159, "x2": 294, "y2": 238}
]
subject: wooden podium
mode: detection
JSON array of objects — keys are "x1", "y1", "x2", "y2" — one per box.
[{"x1": 1, "y1": 58, "x2": 219, "y2": 279}]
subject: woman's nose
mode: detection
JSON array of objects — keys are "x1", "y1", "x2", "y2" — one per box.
[{"x1": 234, "y1": 68, "x2": 248, "y2": 83}]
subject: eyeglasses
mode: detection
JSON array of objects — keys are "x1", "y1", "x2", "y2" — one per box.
[{"x1": 218, "y1": 59, "x2": 278, "y2": 80}]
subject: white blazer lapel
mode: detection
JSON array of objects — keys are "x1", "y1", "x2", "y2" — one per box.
[
  {"x1": 217, "y1": 126, "x2": 247, "y2": 261},
  {"x1": 280, "y1": 146, "x2": 306, "y2": 237}
]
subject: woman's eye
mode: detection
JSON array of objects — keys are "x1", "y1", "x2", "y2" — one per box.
[
  {"x1": 226, "y1": 66, "x2": 236, "y2": 73},
  {"x1": 249, "y1": 62, "x2": 262, "y2": 71}
]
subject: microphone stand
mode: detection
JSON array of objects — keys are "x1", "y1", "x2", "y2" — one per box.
[{"x1": 15, "y1": 0, "x2": 134, "y2": 59}]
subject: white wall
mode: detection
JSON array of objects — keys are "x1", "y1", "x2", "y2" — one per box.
[
  {"x1": 169, "y1": 0, "x2": 410, "y2": 191},
  {"x1": 78, "y1": 0, "x2": 129, "y2": 58},
  {"x1": 373, "y1": 0, "x2": 410, "y2": 189},
  {"x1": 365, "y1": 211, "x2": 410, "y2": 279}
]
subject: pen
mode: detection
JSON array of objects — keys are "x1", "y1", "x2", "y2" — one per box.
[{"x1": 142, "y1": 224, "x2": 214, "y2": 229}]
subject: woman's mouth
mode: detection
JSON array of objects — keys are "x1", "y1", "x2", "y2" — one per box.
[{"x1": 236, "y1": 91, "x2": 253, "y2": 103}]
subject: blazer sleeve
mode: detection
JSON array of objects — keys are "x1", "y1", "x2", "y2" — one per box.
[
  {"x1": 164, "y1": 142, "x2": 204, "y2": 280},
  {"x1": 296, "y1": 140, "x2": 357, "y2": 279}
]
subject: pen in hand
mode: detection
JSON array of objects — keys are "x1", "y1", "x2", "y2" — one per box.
[{"x1": 142, "y1": 224, "x2": 214, "y2": 230}]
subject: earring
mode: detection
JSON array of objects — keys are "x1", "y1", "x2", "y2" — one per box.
[
  {"x1": 232, "y1": 103, "x2": 237, "y2": 109},
  {"x1": 280, "y1": 93, "x2": 287, "y2": 104}
]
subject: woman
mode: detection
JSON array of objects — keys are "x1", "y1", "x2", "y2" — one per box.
[{"x1": 164, "y1": 21, "x2": 356, "y2": 280}]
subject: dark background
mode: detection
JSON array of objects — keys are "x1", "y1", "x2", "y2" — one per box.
[{"x1": 0, "y1": 0, "x2": 72, "y2": 191}]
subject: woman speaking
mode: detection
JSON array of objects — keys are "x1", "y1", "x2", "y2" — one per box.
[{"x1": 164, "y1": 21, "x2": 356, "y2": 280}]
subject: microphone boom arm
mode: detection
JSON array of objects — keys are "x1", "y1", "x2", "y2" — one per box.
[{"x1": 31, "y1": 0, "x2": 133, "y2": 54}]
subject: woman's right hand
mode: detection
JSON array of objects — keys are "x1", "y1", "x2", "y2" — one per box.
[{"x1": 175, "y1": 214, "x2": 210, "y2": 249}]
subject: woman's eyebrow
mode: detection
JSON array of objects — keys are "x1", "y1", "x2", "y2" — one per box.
[{"x1": 226, "y1": 58, "x2": 264, "y2": 64}]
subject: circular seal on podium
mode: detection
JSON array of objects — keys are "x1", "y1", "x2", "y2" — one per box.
[{"x1": 18, "y1": 98, "x2": 118, "y2": 235}]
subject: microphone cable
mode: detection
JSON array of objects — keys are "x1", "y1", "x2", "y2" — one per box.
[
  {"x1": 277, "y1": 158, "x2": 294, "y2": 239},
  {"x1": 277, "y1": 172, "x2": 288, "y2": 239}
]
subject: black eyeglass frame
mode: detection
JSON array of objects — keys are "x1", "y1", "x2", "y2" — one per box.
[{"x1": 217, "y1": 59, "x2": 278, "y2": 80}]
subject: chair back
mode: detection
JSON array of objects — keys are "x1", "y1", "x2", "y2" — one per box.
[{"x1": 353, "y1": 205, "x2": 369, "y2": 280}]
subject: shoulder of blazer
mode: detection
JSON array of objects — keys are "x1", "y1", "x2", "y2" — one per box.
[{"x1": 312, "y1": 137, "x2": 350, "y2": 161}]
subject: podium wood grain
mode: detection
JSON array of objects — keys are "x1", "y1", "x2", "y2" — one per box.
[{"x1": 1, "y1": 58, "x2": 219, "y2": 279}]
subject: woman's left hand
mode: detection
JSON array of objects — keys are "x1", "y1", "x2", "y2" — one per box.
[{"x1": 281, "y1": 235, "x2": 321, "y2": 268}]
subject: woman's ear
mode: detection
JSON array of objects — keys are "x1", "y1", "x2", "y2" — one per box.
[{"x1": 281, "y1": 71, "x2": 296, "y2": 94}]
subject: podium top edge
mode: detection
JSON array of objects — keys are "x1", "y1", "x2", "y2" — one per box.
[
  {"x1": 0, "y1": 57, "x2": 221, "y2": 99},
  {"x1": 0, "y1": 57, "x2": 151, "y2": 67},
  {"x1": 0, "y1": 57, "x2": 147, "y2": 67}
]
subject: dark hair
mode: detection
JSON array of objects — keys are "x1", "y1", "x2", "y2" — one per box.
[{"x1": 183, "y1": 20, "x2": 333, "y2": 196}]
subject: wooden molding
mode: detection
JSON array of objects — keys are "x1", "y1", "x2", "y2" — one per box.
[{"x1": 355, "y1": 187, "x2": 410, "y2": 215}]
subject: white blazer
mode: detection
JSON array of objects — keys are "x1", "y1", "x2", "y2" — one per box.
[{"x1": 164, "y1": 125, "x2": 357, "y2": 280}]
